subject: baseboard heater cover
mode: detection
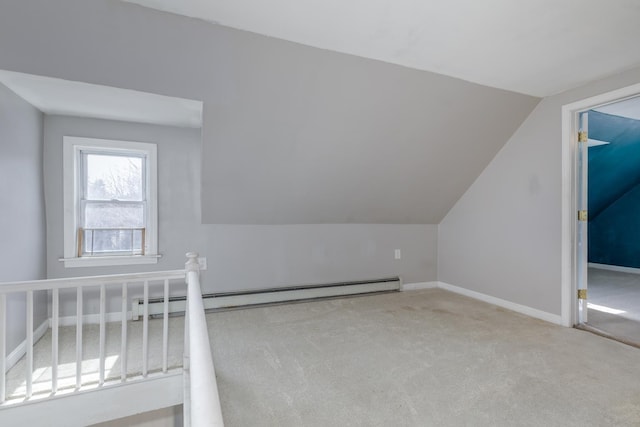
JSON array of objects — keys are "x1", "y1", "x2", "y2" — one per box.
[{"x1": 132, "y1": 277, "x2": 401, "y2": 319}]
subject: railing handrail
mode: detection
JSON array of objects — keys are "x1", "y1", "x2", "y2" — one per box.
[
  {"x1": 0, "y1": 269, "x2": 186, "y2": 293},
  {"x1": 1, "y1": 253, "x2": 225, "y2": 426},
  {"x1": 0, "y1": 264, "x2": 189, "y2": 412},
  {"x1": 185, "y1": 252, "x2": 224, "y2": 427}
]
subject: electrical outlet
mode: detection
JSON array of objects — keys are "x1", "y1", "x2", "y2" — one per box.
[
  {"x1": 394, "y1": 249, "x2": 401, "y2": 260},
  {"x1": 198, "y1": 257, "x2": 207, "y2": 270}
]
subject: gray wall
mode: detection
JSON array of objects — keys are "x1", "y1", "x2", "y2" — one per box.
[
  {"x1": 0, "y1": 0, "x2": 538, "y2": 226},
  {"x1": 200, "y1": 35, "x2": 538, "y2": 224},
  {"x1": 44, "y1": 115, "x2": 203, "y2": 281},
  {"x1": 44, "y1": 116, "x2": 437, "y2": 315},
  {"x1": 0, "y1": 83, "x2": 48, "y2": 356},
  {"x1": 439, "y1": 65, "x2": 640, "y2": 316}
]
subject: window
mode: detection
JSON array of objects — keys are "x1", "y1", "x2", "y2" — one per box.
[{"x1": 63, "y1": 137, "x2": 158, "y2": 267}]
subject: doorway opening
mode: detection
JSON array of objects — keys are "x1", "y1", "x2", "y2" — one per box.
[{"x1": 562, "y1": 83, "x2": 640, "y2": 346}]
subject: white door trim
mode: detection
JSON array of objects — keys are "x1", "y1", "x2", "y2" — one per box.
[{"x1": 561, "y1": 82, "x2": 640, "y2": 327}]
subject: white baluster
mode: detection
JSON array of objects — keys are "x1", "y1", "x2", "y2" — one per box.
[
  {"x1": 76, "y1": 287, "x2": 83, "y2": 389},
  {"x1": 52, "y1": 289, "x2": 59, "y2": 393},
  {"x1": 0, "y1": 293, "x2": 6, "y2": 403},
  {"x1": 142, "y1": 280, "x2": 149, "y2": 377},
  {"x1": 183, "y1": 289, "x2": 190, "y2": 427},
  {"x1": 163, "y1": 279, "x2": 169, "y2": 373},
  {"x1": 26, "y1": 290, "x2": 33, "y2": 398},
  {"x1": 121, "y1": 282, "x2": 128, "y2": 382},
  {"x1": 99, "y1": 284, "x2": 106, "y2": 386}
]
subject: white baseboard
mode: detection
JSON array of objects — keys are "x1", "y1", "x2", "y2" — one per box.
[
  {"x1": 401, "y1": 281, "x2": 439, "y2": 291},
  {"x1": 588, "y1": 262, "x2": 640, "y2": 275},
  {"x1": 58, "y1": 311, "x2": 133, "y2": 327},
  {"x1": 6, "y1": 319, "x2": 50, "y2": 373},
  {"x1": 437, "y1": 281, "x2": 563, "y2": 325}
]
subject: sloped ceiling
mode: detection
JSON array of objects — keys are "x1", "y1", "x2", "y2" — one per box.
[
  {"x1": 588, "y1": 110, "x2": 640, "y2": 219},
  {"x1": 0, "y1": 0, "x2": 540, "y2": 224},
  {"x1": 594, "y1": 96, "x2": 640, "y2": 121},
  {"x1": 0, "y1": 70, "x2": 202, "y2": 128},
  {"x1": 122, "y1": 0, "x2": 640, "y2": 97}
]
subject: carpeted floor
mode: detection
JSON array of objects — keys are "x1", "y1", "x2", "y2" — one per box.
[
  {"x1": 7, "y1": 288, "x2": 640, "y2": 426},
  {"x1": 588, "y1": 267, "x2": 640, "y2": 322},
  {"x1": 207, "y1": 289, "x2": 640, "y2": 426},
  {"x1": 588, "y1": 267, "x2": 640, "y2": 344},
  {"x1": 585, "y1": 309, "x2": 640, "y2": 346}
]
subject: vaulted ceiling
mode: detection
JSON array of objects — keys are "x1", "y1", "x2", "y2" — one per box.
[{"x1": 122, "y1": 0, "x2": 640, "y2": 96}]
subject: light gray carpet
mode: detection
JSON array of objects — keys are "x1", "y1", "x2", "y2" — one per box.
[
  {"x1": 7, "y1": 288, "x2": 640, "y2": 425},
  {"x1": 588, "y1": 267, "x2": 640, "y2": 345},
  {"x1": 588, "y1": 267, "x2": 640, "y2": 322},
  {"x1": 207, "y1": 289, "x2": 640, "y2": 427},
  {"x1": 586, "y1": 309, "x2": 640, "y2": 346}
]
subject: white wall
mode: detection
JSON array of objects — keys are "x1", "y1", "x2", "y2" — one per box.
[
  {"x1": 90, "y1": 405, "x2": 183, "y2": 427},
  {"x1": 439, "y1": 66, "x2": 640, "y2": 317},
  {"x1": 0, "y1": 83, "x2": 48, "y2": 356},
  {"x1": 44, "y1": 115, "x2": 438, "y2": 315}
]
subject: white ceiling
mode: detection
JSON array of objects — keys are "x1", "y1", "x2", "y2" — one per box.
[
  {"x1": 594, "y1": 96, "x2": 640, "y2": 121},
  {"x1": 0, "y1": 70, "x2": 203, "y2": 128},
  {"x1": 122, "y1": 0, "x2": 640, "y2": 97}
]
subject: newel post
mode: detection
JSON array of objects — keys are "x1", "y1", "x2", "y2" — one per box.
[
  {"x1": 185, "y1": 252, "x2": 200, "y2": 283},
  {"x1": 183, "y1": 252, "x2": 200, "y2": 395}
]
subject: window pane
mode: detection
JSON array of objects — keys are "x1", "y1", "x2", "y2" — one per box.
[
  {"x1": 84, "y1": 202, "x2": 144, "y2": 228},
  {"x1": 85, "y1": 153, "x2": 143, "y2": 201},
  {"x1": 83, "y1": 229, "x2": 144, "y2": 255}
]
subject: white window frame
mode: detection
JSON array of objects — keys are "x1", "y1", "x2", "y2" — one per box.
[{"x1": 62, "y1": 136, "x2": 159, "y2": 268}]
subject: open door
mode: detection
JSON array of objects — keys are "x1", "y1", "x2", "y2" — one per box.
[
  {"x1": 562, "y1": 83, "x2": 640, "y2": 329},
  {"x1": 576, "y1": 111, "x2": 588, "y2": 324}
]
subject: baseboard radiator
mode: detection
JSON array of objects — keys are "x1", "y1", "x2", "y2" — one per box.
[{"x1": 132, "y1": 276, "x2": 402, "y2": 319}]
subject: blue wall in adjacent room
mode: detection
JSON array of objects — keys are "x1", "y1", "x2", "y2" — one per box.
[{"x1": 588, "y1": 110, "x2": 640, "y2": 268}]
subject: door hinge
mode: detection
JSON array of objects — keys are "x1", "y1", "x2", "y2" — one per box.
[
  {"x1": 578, "y1": 210, "x2": 588, "y2": 222},
  {"x1": 578, "y1": 289, "x2": 588, "y2": 300},
  {"x1": 578, "y1": 131, "x2": 588, "y2": 143}
]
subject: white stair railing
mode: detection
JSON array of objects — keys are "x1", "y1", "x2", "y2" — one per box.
[
  {"x1": 183, "y1": 252, "x2": 224, "y2": 427},
  {"x1": 0, "y1": 252, "x2": 224, "y2": 426},
  {"x1": 0, "y1": 268, "x2": 186, "y2": 404}
]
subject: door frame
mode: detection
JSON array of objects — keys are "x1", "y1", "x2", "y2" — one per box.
[{"x1": 561, "y1": 82, "x2": 640, "y2": 327}]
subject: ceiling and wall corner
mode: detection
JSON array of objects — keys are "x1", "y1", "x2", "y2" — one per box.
[
  {"x1": 0, "y1": 81, "x2": 49, "y2": 357},
  {"x1": 438, "y1": 65, "x2": 640, "y2": 317},
  {"x1": 2, "y1": 0, "x2": 640, "y2": 312},
  {"x1": 122, "y1": 0, "x2": 640, "y2": 97},
  {"x1": 587, "y1": 110, "x2": 640, "y2": 268},
  {"x1": 0, "y1": 0, "x2": 540, "y2": 225},
  {"x1": 593, "y1": 95, "x2": 640, "y2": 121},
  {"x1": 0, "y1": 70, "x2": 203, "y2": 128}
]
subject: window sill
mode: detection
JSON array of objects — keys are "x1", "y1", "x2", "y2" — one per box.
[{"x1": 60, "y1": 254, "x2": 161, "y2": 268}]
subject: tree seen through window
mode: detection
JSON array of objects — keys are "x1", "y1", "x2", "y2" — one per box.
[{"x1": 81, "y1": 152, "x2": 146, "y2": 255}]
